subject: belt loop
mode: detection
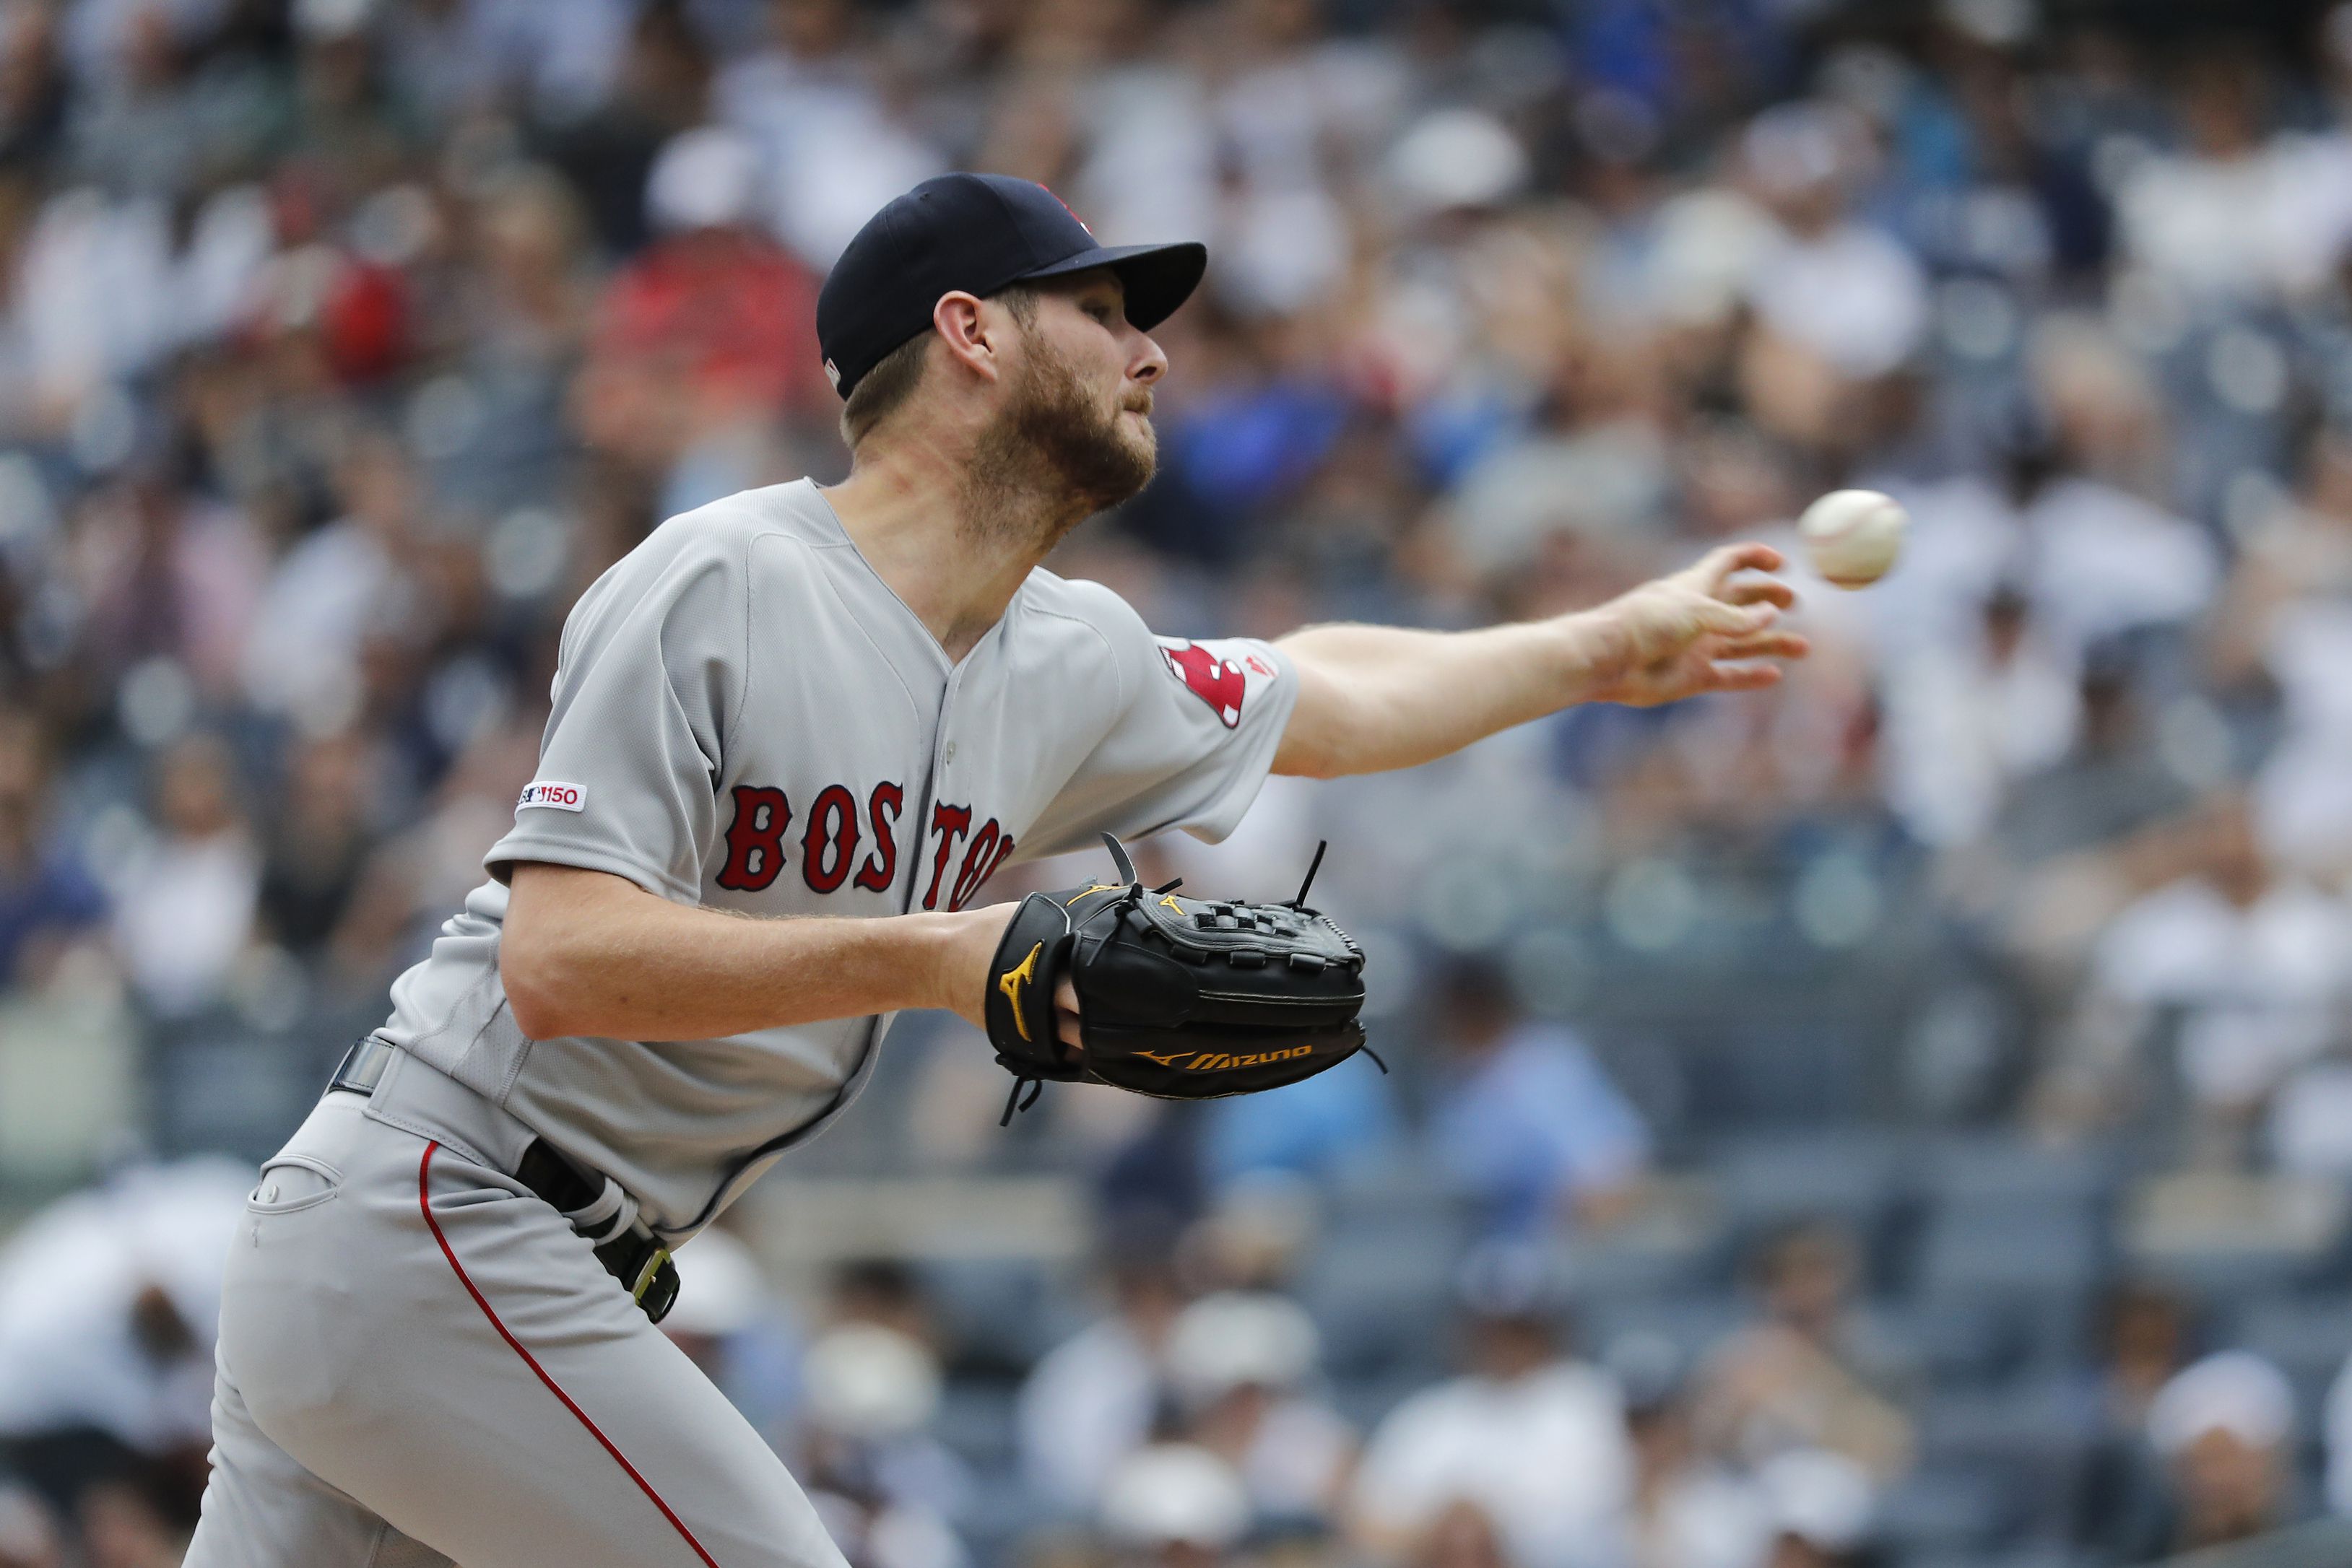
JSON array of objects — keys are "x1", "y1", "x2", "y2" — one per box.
[
  {"x1": 329, "y1": 1036, "x2": 394, "y2": 1097},
  {"x1": 565, "y1": 1178, "x2": 638, "y2": 1246}
]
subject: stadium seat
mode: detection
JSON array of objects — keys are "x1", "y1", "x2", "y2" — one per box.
[
  {"x1": 1873, "y1": 1466, "x2": 2016, "y2": 1558},
  {"x1": 1919, "y1": 1378, "x2": 2099, "y2": 1541},
  {"x1": 1917, "y1": 1135, "x2": 2119, "y2": 1214},
  {"x1": 932, "y1": 1381, "x2": 1022, "y2": 1470},
  {"x1": 1297, "y1": 1216, "x2": 1468, "y2": 1379},
  {"x1": 1871, "y1": 1297, "x2": 2022, "y2": 1388},
  {"x1": 919, "y1": 1257, "x2": 1073, "y2": 1374}
]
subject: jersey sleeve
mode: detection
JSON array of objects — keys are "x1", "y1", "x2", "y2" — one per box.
[
  {"x1": 1023, "y1": 588, "x2": 1299, "y2": 858},
  {"x1": 483, "y1": 526, "x2": 747, "y2": 902}
]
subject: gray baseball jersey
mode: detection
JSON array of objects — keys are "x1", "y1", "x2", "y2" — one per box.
[{"x1": 373, "y1": 478, "x2": 1296, "y2": 1239}]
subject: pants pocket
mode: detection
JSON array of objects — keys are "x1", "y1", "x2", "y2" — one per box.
[{"x1": 248, "y1": 1154, "x2": 343, "y2": 1214}]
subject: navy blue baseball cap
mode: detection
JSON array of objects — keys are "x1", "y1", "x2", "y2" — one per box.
[{"x1": 816, "y1": 173, "x2": 1207, "y2": 399}]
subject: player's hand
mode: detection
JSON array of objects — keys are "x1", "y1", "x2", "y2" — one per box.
[
  {"x1": 1572, "y1": 543, "x2": 1809, "y2": 707},
  {"x1": 937, "y1": 904, "x2": 1083, "y2": 1054}
]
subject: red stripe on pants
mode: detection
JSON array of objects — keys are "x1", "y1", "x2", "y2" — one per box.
[{"x1": 417, "y1": 1141, "x2": 721, "y2": 1567}]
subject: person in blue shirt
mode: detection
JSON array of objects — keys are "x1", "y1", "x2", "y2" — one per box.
[
  {"x1": 0, "y1": 713, "x2": 106, "y2": 989},
  {"x1": 1425, "y1": 959, "x2": 1651, "y2": 1239}
]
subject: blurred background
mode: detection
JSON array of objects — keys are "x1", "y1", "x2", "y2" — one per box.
[{"x1": 10, "y1": 0, "x2": 2352, "y2": 1566}]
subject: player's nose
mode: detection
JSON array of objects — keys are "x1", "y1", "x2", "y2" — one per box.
[{"x1": 1129, "y1": 331, "x2": 1167, "y2": 386}]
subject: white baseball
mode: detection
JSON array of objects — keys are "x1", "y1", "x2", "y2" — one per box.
[{"x1": 1798, "y1": 489, "x2": 1906, "y2": 588}]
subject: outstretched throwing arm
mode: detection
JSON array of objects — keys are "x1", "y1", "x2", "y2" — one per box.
[{"x1": 1270, "y1": 542, "x2": 1808, "y2": 779}]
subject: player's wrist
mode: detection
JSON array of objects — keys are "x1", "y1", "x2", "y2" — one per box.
[
  {"x1": 1545, "y1": 607, "x2": 1623, "y2": 706},
  {"x1": 904, "y1": 911, "x2": 965, "y2": 1017},
  {"x1": 908, "y1": 906, "x2": 1007, "y2": 1024}
]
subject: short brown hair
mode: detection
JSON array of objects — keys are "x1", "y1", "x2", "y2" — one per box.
[{"x1": 838, "y1": 287, "x2": 1039, "y2": 452}]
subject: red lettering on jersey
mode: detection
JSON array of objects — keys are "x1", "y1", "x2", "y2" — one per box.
[
  {"x1": 1160, "y1": 640, "x2": 1248, "y2": 728},
  {"x1": 948, "y1": 819, "x2": 1000, "y2": 910},
  {"x1": 799, "y1": 784, "x2": 860, "y2": 894},
  {"x1": 921, "y1": 803, "x2": 973, "y2": 910},
  {"x1": 854, "y1": 781, "x2": 904, "y2": 893},
  {"x1": 716, "y1": 785, "x2": 792, "y2": 892},
  {"x1": 950, "y1": 822, "x2": 1018, "y2": 910}
]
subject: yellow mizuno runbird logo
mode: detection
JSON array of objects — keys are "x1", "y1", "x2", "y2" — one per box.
[
  {"x1": 1158, "y1": 894, "x2": 1185, "y2": 914},
  {"x1": 1064, "y1": 883, "x2": 1121, "y2": 905},
  {"x1": 999, "y1": 943, "x2": 1043, "y2": 1041}
]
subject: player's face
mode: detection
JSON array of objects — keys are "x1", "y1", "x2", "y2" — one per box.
[{"x1": 997, "y1": 271, "x2": 1166, "y2": 515}]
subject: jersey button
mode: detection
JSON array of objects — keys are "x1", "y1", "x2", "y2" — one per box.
[{"x1": 944, "y1": 742, "x2": 958, "y2": 762}]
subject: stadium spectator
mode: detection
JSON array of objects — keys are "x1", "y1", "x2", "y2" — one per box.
[
  {"x1": 2053, "y1": 795, "x2": 2352, "y2": 1151},
  {"x1": 106, "y1": 734, "x2": 256, "y2": 1019},
  {"x1": 1348, "y1": 1249, "x2": 1631, "y2": 1568},
  {"x1": 0, "y1": 712, "x2": 104, "y2": 988},
  {"x1": 1098, "y1": 1443, "x2": 1249, "y2": 1568},
  {"x1": 2074, "y1": 1281, "x2": 2199, "y2": 1556},
  {"x1": 238, "y1": 430, "x2": 422, "y2": 731},
  {"x1": 1752, "y1": 1448, "x2": 1874, "y2": 1568},
  {"x1": 2140, "y1": 1351, "x2": 2307, "y2": 1556},
  {"x1": 1423, "y1": 959, "x2": 1650, "y2": 1242},
  {"x1": 571, "y1": 124, "x2": 830, "y2": 506},
  {"x1": 1695, "y1": 1222, "x2": 1915, "y2": 1486},
  {"x1": 1163, "y1": 1292, "x2": 1352, "y2": 1528},
  {"x1": 0, "y1": 1158, "x2": 249, "y2": 1553},
  {"x1": 253, "y1": 728, "x2": 374, "y2": 959},
  {"x1": 795, "y1": 1320, "x2": 970, "y2": 1568},
  {"x1": 1018, "y1": 1237, "x2": 1188, "y2": 1520},
  {"x1": 1613, "y1": 1334, "x2": 1771, "y2": 1568}
]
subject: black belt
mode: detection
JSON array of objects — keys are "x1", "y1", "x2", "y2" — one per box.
[{"x1": 330, "y1": 1037, "x2": 680, "y2": 1324}]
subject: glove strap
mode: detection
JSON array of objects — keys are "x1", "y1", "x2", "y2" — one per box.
[{"x1": 999, "y1": 1074, "x2": 1046, "y2": 1127}]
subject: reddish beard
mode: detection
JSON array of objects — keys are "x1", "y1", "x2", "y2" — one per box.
[{"x1": 973, "y1": 328, "x2": 1157, "y2": 534}]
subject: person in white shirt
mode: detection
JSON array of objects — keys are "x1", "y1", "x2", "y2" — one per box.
[
  {"x1": 1348, "y1": 1249, "x2": 1631, "y2": 1568},
  {"x1": 1165, "y1": 1292, "x2": 1354, "y2": 1527},
  {"x1": 1017, "y1": 1238, "x2": 1189, "y2": 1519}
]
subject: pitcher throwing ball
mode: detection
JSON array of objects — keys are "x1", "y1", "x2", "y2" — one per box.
[{"x1": 186, "y1": 173, "x2": 1808, "y2": 1567}]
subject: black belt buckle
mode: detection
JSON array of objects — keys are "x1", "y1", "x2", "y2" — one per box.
[{"x1": 594, "y1": 1232, "x2": 680, "y2": 1324}]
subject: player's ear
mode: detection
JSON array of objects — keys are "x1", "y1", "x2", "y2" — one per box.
[{"x1": 932, "y1": 291, "x2": 1002, "y2": 386}]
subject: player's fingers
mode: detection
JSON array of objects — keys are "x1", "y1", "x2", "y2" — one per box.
[
  {"x1": 1697, "y1": 541, "x2": 1784, "y2": 591},
  {"x1": 1711, "y1": 630, "x2": 1811, "y2": 663},
  {"x1": 1695, "y1": 597, "x2": 1776, "y2": 637},
  {"x1": 1704, "y1": 661, "x2": 1786, "y2": 692},
  {"x1": 1722, "y1": 577, "x2": 1797, "y2": 611},
  {"x1": 1055, "y1": 978, "x2": 1082, "y2": 1053}
]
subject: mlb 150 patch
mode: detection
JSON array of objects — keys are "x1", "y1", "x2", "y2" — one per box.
[{"x1": 516, "y1": 780, "x2": 587, "y2": 812}]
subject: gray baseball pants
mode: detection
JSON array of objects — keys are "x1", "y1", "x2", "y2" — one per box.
[{"x1": 183, "y1": 1050, "x2": 847, "y2": 1568}]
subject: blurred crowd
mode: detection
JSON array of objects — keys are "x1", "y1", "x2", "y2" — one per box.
[{"x1": 9, "y1": 0, "x2": 2352, "y2": 1565}]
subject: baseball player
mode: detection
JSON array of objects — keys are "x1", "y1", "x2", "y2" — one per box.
[{"x1": 185, "y1": 173, "x2": 1807, "y2": 1567}]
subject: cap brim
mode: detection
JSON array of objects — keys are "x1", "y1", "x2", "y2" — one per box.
[{"x1": 1014, "y1": 241, "x2": 1207, "y2": 331}]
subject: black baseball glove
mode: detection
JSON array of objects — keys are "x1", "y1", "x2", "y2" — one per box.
[{"x1": 984, "y1": 834, "x2": 1374, "y2": 1123}]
